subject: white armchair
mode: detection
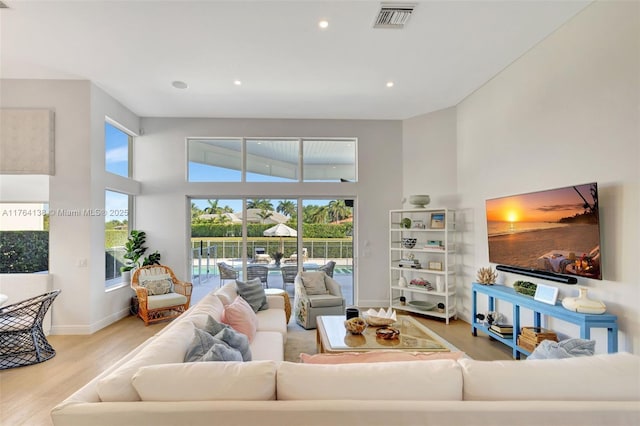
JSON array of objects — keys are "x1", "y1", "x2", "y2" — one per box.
[{"x1": 294, "y1": 271, "x2": 345, "y2": 330}]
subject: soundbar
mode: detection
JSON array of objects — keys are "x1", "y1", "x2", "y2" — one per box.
[{"x1": 495, "y1": 265, "x2": 578, "y2": 284}]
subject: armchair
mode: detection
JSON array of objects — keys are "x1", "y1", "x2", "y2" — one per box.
[
  {"x1": 131, "y1": 265, "x2": 192, "y2": 326},
  {"x1": 217, "y1": 262, "x2": 238, "y2": 287},
  {"x1": 246, "y1": 265, "x2": 269, "y2": 288},
  {"x1": 0, "y1": 289, "x2": 61, "y2": 369},
  {"x1": 280, "y1": 265, "x2": 298, "y2": 291},
  {"x1": 294, "y1": 271, "x2": 345, "y2": 329}
]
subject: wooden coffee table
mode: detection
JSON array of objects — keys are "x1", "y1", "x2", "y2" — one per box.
[{"x1": 316, "y1": 315, "x2": 454, "y2": 354}]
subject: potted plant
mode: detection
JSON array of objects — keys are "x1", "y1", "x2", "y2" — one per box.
[
  {"x1": 271, "y1": 251, "x2": 284, "y2": 267},
  {"x1": 120, "y1": 230, "x2": 161, "y2": 282}
]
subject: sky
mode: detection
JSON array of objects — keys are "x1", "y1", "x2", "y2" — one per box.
[{"x1": 485, "y1": 183, "x2": 596, "y2": 223}]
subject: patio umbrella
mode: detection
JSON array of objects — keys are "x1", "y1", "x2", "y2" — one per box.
[{"x1": 263, "y1": 223, "x2": 297, "y2": 253}]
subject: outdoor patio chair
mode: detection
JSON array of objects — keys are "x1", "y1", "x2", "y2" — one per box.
[
  {"x1": 280, "y1": 265, "x2": 298, "y2": 291},
  {"x1": 318, "y1": 260, "x2": 336, "y2": 278},
  {"x1": 246, "y1": 265, "x2": 269, "y2": 288},
  {"x1": 294, "y1": 271, "x2": 345, "y2": 329},
  {"x1": 132, "y1": 265, "x2": 193, "y2": 326},
  {"x1": 217, "y1": 262, "x2": 238, "y2": 287},
  {"x1": 254, "y1": 247, "x2": 271, "y2": 264},
  {"x1": 287, "y1": 247, "x2": 308, "y2": 263},
  {"x1": 0, "y1": 289, "x2": 61, "y2": 370}
]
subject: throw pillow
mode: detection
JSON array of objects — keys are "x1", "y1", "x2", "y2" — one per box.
[
  {"x1": 299, "y1": 351, "x2": 465, "y2": 364},
  {"x1": 139, "y1": 278, "x2": 172, "y2": 295},
  {"x1": 214, "y1": 327, "x2": 252, "y2": 361},
  {"x1": 184, "y1": 328, "x2": 242, "y2": 362},
  {"x1": 235, "y1": 278, "x2": 268, "y2": 312},
  {"x1": 528, "y1": 338, "x2": 596, "y2": 360},
  {"x1": 299, "y1": 271, "x2": 329, "y2": 295},
  {"x1": 221, "y1": 296, "x2": 258, "y2": 342}
]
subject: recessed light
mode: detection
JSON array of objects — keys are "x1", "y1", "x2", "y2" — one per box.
[
  {"x1": 172, "y1": 81, "x2": 188, "y2": 89},
  {"x1": 318, "y1": 20, "x2": 329, "y2": 29},
  {"x1": 233, "y1": 80, "x2": 242, "y2": 86},
  {"x1": 386, "y1": 81, "x2": 394, "y2": 88}
]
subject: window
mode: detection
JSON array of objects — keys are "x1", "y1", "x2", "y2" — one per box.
[
  {"x1": 105, "y1": 122, "x2": 132, "y2": 178},
  {"x1": 105, "y1": 190, "x2": 131, "y2": 283},
  {"x1": 0, "y1": 203, "x2": 49, "y2": 273},
  {"x1": 188, "y1": 139, "x2": 242, "y2": 182},
  {"x1": 303, "y1": 139, "x2": 356, "y2": 182},
  {"x1": 246, "y1": 139, "x2": 298, "y2": 182},
  {"x1": 187, "y1": 137, "x2": 357, "y2": 182}
]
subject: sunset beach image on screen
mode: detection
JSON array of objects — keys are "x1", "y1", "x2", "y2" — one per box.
[{"x1": 485, "y1": 183, "x2": 601, "y2": 280}]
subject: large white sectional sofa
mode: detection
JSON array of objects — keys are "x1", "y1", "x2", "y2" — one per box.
[{"x1": 52, "y1": 283, "x2": 640, "y2": 426}]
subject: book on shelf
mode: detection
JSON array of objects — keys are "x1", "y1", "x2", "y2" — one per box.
[
  {"x1": 488, "y1": 328, "x2": 513, "y2": 339},
  {"x1": 490, "y1": 323, "x2": 513, "y2": 333}
]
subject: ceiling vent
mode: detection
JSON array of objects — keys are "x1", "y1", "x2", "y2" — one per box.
[{"x1": 373, "y1": 3, "x2": 416, "y2": 29}]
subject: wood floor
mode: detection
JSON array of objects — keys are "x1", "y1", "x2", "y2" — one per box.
[{"x1": 0, "y1": 313, "x2": 512, "y2": 426}]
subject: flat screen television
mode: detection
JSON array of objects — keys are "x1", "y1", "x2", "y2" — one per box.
[{"x1": 486, "y1": 182, "x2": 601, "y2": 281}]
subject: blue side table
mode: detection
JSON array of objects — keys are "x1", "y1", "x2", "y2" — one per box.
[{"x1": 471, "y1": 282, "x2": 618, "y2": 359}]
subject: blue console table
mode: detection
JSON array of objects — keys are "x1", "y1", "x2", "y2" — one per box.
[{"x1": 471, "y1": 282, "x2": 618, "y2": 359}]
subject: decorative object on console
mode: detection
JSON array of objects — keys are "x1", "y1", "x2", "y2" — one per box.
[
  {"x1": 408, "y1": 277, "x2": 432, "y2": 290},
  {"x1": 476, "y1": 266, "x2": 498, "y2": 285},
  {"x1": 344, "y1": 317, "x2": 366, "y2": 335},
  {"x1": 375, "y1": 326, "x2": 400, "y2": 340},
  {"x1": 409, "y1": 194, "x2": 430, "y2": 208},
  {"x1": 402, "y1": 237, "x2": 417, "y2": 248},
  {"x1": 397, "y1": 276, "x2": 408, "y2": 287},
  {"x1": 533, "y1": 283, "x2": 559, "y2": 305},
  {"x1": 401, "y1": 217, "x2": 412, "y2": 229},
  {"x1": 513, "y1": 280, "x2": 537, "y2": 297},
  {"x1": 561, "y1": 286, "x2": 606, "y2": 314},
  {"x1": 428, "y1": 261, "x2": 443, "y2": 271}
]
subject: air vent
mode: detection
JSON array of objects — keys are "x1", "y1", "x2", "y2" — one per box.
[{"x1": 373, "y1": 3, "x2": 416, "y2": 29}]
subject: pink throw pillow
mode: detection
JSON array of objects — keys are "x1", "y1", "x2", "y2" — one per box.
[
  {"x1": 299, "y1": 350, "x2": 465, "y2": 364},
  {"x1": 221, "y1": 296, "x2": 258, "y2": 342}
]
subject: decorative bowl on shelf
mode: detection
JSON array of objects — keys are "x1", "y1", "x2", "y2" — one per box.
[
  {"x1": 402, "y1": 238, "x2": 417, "y2": 249},
  {"x1": 408, "y1": 300, "x2": 436, "y2": 311},
  {"x1": 409, "y1": 195, "x2": 431, "y2": 208}
]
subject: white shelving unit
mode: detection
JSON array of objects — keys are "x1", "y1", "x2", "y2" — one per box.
[{"x1": 389, "y1": 208, "x2": 457, "y2": 324}]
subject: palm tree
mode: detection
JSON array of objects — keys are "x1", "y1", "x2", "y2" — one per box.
[
  {"x1": 327, "y1": 200, "x2": 351, "y2": 223},
  {"x1": 247, "y1": 199, "x2": 274, "y2": 211},
  {"x1": 191, "y1": 202, "x2": 203, "y2": 219},
  {"x1": 256, "y1": 209, "x2": 273, "y2": 224},
  {"x1": 277, "y1": 200, "x2": 296, "y2": 218},
  {"x1": 204, "y1": 199, "x2": 221, "y2": 214},
  {"x1": 304, "y1": 205, "x2": 328, "y2": 224}
]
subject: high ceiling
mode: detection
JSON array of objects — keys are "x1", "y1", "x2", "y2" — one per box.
[{"x1": 0, "y1": 0, "x2": 591, "y2": 120}]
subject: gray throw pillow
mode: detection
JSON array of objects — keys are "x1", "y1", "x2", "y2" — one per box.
[
  {"x1": 200, "y1": 343, "x2": 243, "y2": 362},
  {"x1": 235, "y1": 278, "x2": 269, "y2": 312},
  {"x1": 214, "y1": 327, "x2": 252, "y2": 361},
  {"x1": 184, "y1": 328, "x2": 242, "y2": 362},
  {"x1": 203, "y1": 315, "x2": 227, "y2": 337}
]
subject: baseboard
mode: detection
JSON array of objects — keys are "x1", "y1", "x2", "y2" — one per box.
[{"x1": 51, "y1": 308, "x2": 131, "y2": 335}]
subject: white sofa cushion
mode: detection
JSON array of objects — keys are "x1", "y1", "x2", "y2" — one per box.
[
  {"x1": 185, "y1": 292, "x2": 225, "y2": 328},
  {"x1": 277, "y1": 360, "x2": 462, "y2": 401},
  {"x1": 460, "y1": 352, "x2": 640, "y2": 401},
  {"x1": 96, "y1": 320, "x2": 196, "y2": 402},
  {"x1": 216, "y1": 282, "x2": 238, "y2": 306},
  {"x1": 256, "y1": 308, "x2": 287, "y2": 339},
  {"x1": 250, "y1": 331, "x2": 284, "y2": 362},
  {"x1": 131, "y1": 361, "x2": 277, "y2": 401}
]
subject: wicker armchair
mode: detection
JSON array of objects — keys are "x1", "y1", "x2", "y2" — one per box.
[
  {"x1": 217, "y1": 262, "x2": 238, "y2": 287},
  {"x1": 0, "y1": 289, "x2": 61, "y2": 369},
  {"x1": 131, "y1": 265, "x2": 192, "y2": 326}
]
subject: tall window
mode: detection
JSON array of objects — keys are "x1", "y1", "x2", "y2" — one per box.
[
  {"x1": 0, "y1": 203, "x2": 49, "y2": 273},
  {"x1": 105, "y1": 190, "x2": 131, "y2": 284},
  {"x1": 187, "y1": 137, "x2": 357, "y2": 182},
  {"x1": 105, "y1": 122, "x2": 132, "y2": 177}
]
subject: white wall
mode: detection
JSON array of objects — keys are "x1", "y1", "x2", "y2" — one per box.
[
  {"x1": 454, "y1": 1, "x2": 639, "y2": 353},
  {"x1": 0, "y1": 79, "x2": 140, "y2": 334},
  {"x1": 136, "y1": 118, "x2": 402, "y2": 307}
]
